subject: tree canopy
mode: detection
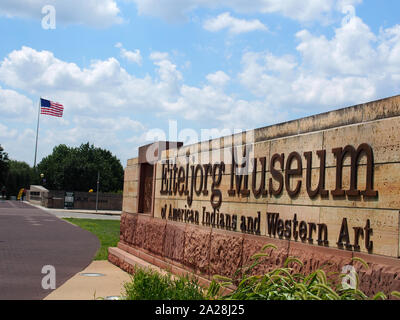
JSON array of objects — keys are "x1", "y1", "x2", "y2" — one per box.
[
  {"x1": 37, "y1": 143, "x2": 124, "y2": 192},
  {"x1": 6, "y1": 160, "x2": 34, "y2": 196},
  {"x1": 0, "y1": 144, "x2": 10, "y2": 188}
]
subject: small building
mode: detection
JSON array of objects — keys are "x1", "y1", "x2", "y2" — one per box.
[{"x1": 27, "y1": 185, "x2": 49, "y2": 206}]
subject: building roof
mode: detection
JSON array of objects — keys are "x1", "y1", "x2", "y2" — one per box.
[{"x1": 29, "y1": 185, "x2": 49, "y2": 192}]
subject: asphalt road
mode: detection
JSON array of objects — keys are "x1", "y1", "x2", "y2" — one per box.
[{"x1": 0, "y1": 200, "x2": 100, "y2": 300}]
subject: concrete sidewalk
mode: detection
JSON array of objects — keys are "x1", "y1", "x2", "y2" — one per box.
[
  {"x1": 44, "y1": 261, "x2": 132, "y2": 300},
  {"x1": 27, "y1": 201, "x2": 122, "y2": 216},
  {"x1": 44, "y1": 249, "x2": 172, "y2": 300},
  {"x1": 48, "y1": 207, "x2": 121, "y2": 216}
]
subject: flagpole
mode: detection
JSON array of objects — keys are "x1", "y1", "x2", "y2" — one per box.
[
  {"x1": 33, "y1": 98, "x2": 41, "y2": 169},
  {"x1": 96, "y1": 171, "x2": 100, "y2": 212}
]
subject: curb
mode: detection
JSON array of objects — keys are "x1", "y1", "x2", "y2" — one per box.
[{"x1": 26, "y1": 202, "x2": 121, "y2": 216}]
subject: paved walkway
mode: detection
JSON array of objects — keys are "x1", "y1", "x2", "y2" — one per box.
[
  {"x1": 0, "y1": 200, "x2": 100, "y2": 299},
  {"x1": 45, "y1": 250, "x2": 170, "y2": 300},
  {"x1": 44, "y1": 260, "x2": 132, "y2": 300}
]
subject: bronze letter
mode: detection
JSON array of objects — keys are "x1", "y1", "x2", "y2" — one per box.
[
  {"x1": 304, "y1": 150, "x2": 328, "y2": 198},
  {"x1": 285, "y1": 152, "x2": 302, "y2": 197},
  {"x1": 252, "y1": 157, "x2": 267, "y2": 198},
  {"x1": 331, "y1": 144, "x2": 378, "y2": 198},
  {"x1": 269, "y1": 153, "x2": 284, "y2": 196},
  {"x1": 194, "y1": 164, "x2": 204, "y2": 196}
]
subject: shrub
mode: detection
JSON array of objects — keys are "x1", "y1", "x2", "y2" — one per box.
[
  {"x1": 207, "y1": 244, "x2": 399, "y2": 300},
  {"x1": 123, "y1": 267, "x2": 206, "y2": 300}
]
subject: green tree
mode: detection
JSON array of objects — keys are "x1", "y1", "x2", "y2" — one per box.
[
  {"x1": 5, "y1": 160, "x2": 34, "y2": 197},
  {"x1": 37, "y1": 143, "x2": 124, "y2": 192},
  {"x1": 0, "y1": 144, "x2": 10, "y2": 189}
]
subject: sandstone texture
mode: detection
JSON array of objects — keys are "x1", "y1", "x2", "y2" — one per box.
[
  {"x1": 242, "y1": 234, "x2": 289, "y2": 276},
  {"x1": 144, "y1": 217, "x2": 166, "y2": 257},
  {"x1": 163, "y1": 222, "x2": 186, "y2": 264},
  {"x1": 183, "y1": 225, "x2": 211, "y2": 275},
  {"x1": 114, "y1": 214, "x2": 400, "y2": 298},
  {"x1": 120, "y1": 212, "x2": 137, "y2": 245},
  {"x1": 133, "y1": 214, "x2": 149, "y2": 249},
  {"x1": 209, "y1": 231, "x2": 244, "y2": 278},
  {"x1": 354, "y1": 253, "x2": 400, "y2": 298},
  {"x1": 287, "y1": 242, "x2": 353, "y2": 288}
]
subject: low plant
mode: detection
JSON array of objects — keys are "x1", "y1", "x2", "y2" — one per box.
[
  {"x1": 207, "y1": 244, "x2": 400, "y2": 300},
  {"x1": 123, "y1": 267, "x2": 206, "y2": 300}
]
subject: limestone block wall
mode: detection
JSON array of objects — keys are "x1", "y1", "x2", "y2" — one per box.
[{"x1": 123, "y1": 158, "x2": 139, "y2": 214}]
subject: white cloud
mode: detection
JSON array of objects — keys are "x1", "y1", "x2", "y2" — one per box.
[
  {"x1": 0, "y1": 46, "x2": 236, "y2": 163},
  {"x1": 378, "y1": 25, "x2": 400, "y2": 70},
  {"x1": 152, "y1": 56, "x2": 183, "y2": 100},
  {"x1": 0, "y1": 127, "x2": 36, "y2": 164},
  {"x1": 0, "y1": 46, "x2": 147, "y2": 113},
  {"x1": 2, "y1": 12, "x2": 400, "y2": 129},
  {"x1": 0, "y1": 0, "x2": 122, "y2": 28},
  {"x1": 73, "y1": 116, "x2": 145, "y2": 133},
  {"x1": 0, "y1": 123, "x2": 18, "y2": 139},
  {"x1": 206, "y1": 71, "x2": 230, "y2": 87},
  {"x1": 163, "y1": 85, "x2": 287, "y2": 129},
  {"x1": 0, "y1": 47, "x2": 189, "y2": 121},
  {"x1": 115, "y1": 43, "x2": 143, "y2": 65},
  {"x1": 150, "y1": 51, "x2": 170, "y2": 61},
  {"x1": 130, "y1": 0, "x2": 363, "y2": 23},
  {"x1": 239, "y1": 12, "x2": 400, "y2": 111},
  {"x1": 295, "y1": 14, "x2": 377, "y2": 76},
  {"x1": 2, "y1": 8, "x2": 400, "y2": 165},
  {"x1": 336, "y1": 0, "x2": 363, "y2": 12},
  {"x1": 0, "y1": 86, "x2": 35, "y2": 120},
  {"x1": 203, "y1": 12, "x2": 268, "y2": 35}
]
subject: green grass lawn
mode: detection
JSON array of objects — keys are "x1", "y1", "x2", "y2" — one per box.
[{"x1": 64, "y1": 218, "x2": 120, "y2": 260}]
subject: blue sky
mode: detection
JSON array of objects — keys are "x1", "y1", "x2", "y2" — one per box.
[{"x1": 0, "y1": 0, "x2": 399, "y2": 166}]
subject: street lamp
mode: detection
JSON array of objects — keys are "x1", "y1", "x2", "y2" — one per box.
[
  {"x1": 40, "y1": 173, "x2": 46, "y2": 186},
  {"x1": 96, "y1": 171, "x2": 100, "y2": 212}
]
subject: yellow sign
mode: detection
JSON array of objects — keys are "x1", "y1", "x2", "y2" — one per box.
[{"x1": 17, "y1": 188, "x2": 24, "y2": 200}]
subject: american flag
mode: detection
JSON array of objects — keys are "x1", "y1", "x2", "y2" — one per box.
[{"x1": 40, "y1": 98, "x2": 64, "y2": 117}]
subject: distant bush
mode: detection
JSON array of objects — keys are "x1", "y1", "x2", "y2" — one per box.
[{"x1": 123, "y1": 267, "x2": 206, "y2": 300}]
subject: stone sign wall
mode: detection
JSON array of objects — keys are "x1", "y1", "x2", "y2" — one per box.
[{"x1": 110, "y1": 95, "x2": 400, "y2": 297}]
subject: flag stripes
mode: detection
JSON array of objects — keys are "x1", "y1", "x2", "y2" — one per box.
[{"x1": 40, "y1": 98, "x2": 64, "y2": 117}]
